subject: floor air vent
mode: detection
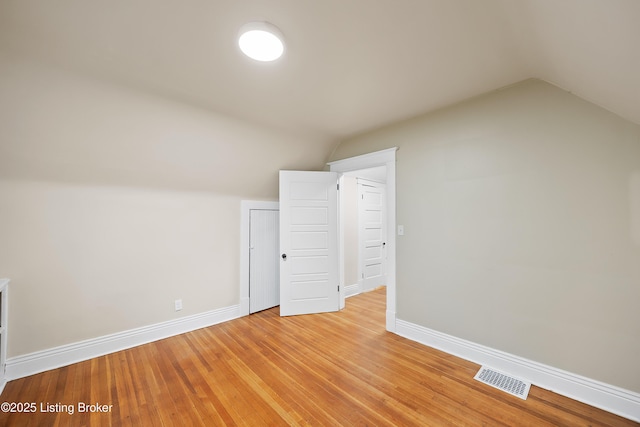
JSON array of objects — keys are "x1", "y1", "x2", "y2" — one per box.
[{"x1": 474, "y1": 366, "x2": 531, "y2": 400}]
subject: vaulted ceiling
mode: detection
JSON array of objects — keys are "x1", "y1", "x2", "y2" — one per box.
[{"x1": 1, "y1": 0, "x2": 639, "y2": 143}]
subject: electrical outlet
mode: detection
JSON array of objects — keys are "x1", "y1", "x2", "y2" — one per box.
[{"x1": 174, "y1": 299, "x2": 183, "y2": 311}]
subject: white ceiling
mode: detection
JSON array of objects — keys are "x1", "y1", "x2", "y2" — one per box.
[{"x1": 1, "y1": 0, "x2": 639, "y2": 143}]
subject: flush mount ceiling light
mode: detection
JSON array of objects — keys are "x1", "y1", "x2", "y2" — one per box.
[{"x1": 238, "y1": 22, "x2": 285, "y2": 62}]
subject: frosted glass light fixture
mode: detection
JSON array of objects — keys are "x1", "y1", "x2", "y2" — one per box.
[{"x1": 238, "y1": 22, "x2": 285, "y2": 62}]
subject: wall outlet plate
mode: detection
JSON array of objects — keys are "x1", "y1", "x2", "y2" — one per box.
[{"x1": 174, "y1": 299, "x2": 183, "y2": 311}]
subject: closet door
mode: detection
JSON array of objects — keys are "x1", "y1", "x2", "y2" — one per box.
[{"x1": 249, "y1": 209, "x2": 280, "y2": 313}]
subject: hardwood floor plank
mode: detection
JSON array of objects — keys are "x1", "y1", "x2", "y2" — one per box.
[{"x1": 0, "y1": 287, "x2": 637, "y2": 426}]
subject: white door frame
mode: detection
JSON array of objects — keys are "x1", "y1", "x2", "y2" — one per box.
[
  {"x1": 328, "y1": 147, "x2": 397, "y2": 332},
  {"x1": 240, "y1": 200, "x2": 279, "y2": 317}
]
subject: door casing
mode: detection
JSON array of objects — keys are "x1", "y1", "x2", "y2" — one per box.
[{"x1": 329, "y1": 147, "x2": 397, "y2": 332}]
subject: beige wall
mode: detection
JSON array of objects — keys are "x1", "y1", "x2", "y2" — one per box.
[
  {"x1": 0, "y1": 55, "x2": 333, "y2": 197},
  {"x1": 0, "y1": 55, "x2": 335, "y2": 357},
  {"x1": 0, "y1": 181, "x2": 239, "y2": 355},
  {"x1": 331, "y1": 79, "x2": 640, "y2": 392}
]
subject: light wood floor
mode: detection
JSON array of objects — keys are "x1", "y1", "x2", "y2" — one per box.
[{"x1": 1, "y1": 287, "x2": 636, "y2": 426}]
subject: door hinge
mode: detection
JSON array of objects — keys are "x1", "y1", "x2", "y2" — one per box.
[
  {"x1": 337, "y1": 285, "x2": 340, "y2": 292},
  {"x1": 337, "y1": 183, "x2": 340, "y2": 191}
]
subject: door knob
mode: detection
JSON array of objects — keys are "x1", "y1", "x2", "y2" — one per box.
[{"x1": 282, "y1": 253, "x2": 287, "y2": 260}]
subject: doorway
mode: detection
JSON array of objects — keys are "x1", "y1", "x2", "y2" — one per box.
[
  {"x1": 339, "y1": 170, "x2": 387, "y2": 296},
  {"x1": 358, "y1": 178, "x2": 387, "y2": 292},
  {"x1": 248, "y1": 208, "x2": 280, "y2": 313},
  {"x1": 239, "y1": 200, "x2": 279, "y2": 316},
  {"x1": 329, "y1": 147, "x2": 397, "y2": 332},
  {"x1": 240, "y1": 148, "x2": 397, "y2": 330}
]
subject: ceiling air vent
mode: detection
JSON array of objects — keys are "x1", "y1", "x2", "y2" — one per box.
[{"x1": 474, "y1": 366, "x2": 531, "y2": 400}]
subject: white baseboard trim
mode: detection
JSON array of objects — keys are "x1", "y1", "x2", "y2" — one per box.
[
  {"x1": 395, "y1": 319, "x2": 640, "y2": 422},
  {"x1": 344, "y1": 283, "x2": 360, "y2": 298},
  {"x1": 386, "y1": 310, "x2": 396, "y2": 333},
  {"x1": 5, "y1": 304, "x2": 241, "y2": 382},
  {"x1": 239, "y1": 297, "x2": 250, "y2": 317}
]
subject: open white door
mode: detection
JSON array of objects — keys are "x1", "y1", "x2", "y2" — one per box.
[
  {"x1": 249, "y1": 209, "x2": 280, "y2": 313},
  {"x1": 359, "y1": 180, "x2": 387, "y2": 291},
  {"x1": 279, "y1": 170, "x2": 339, "y2": 316}
]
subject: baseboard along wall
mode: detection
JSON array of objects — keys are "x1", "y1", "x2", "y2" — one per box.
[
  {"x1": 5, "y1": 305, "x2": 240, "y2": 383},
  {"x1": 344, "y1": 283, "x2": 360, "y2": 298},
  {"x1": 395, "y1": 319, "x2": 640, "y2": 423},
  {"x1": 4, "y1": 303, "x2": 639, "y2": 422}
]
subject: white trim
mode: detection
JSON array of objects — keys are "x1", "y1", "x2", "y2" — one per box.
[
  {"x1": 327, "y1": 147, "x2": 398, "y2": 171},
  {"x1": 5, "y1": 304, "x2": 240, "y2": 382},
  {"x1": 0, "y1": 279, "x2": 9, "y2": 395},
  {"x1": 344, "y1": 283, "x2": 361, "y2": 298},
  {"x1": 329, "y1": 147, "x2": 397, "y2": 332},
  {"x1": 338, "y1": 176, "x2": 346, "y2": 309},
  {"x1": 396, "y1": 319, "x2": 640, "y2": 423},
  {"x1": 240, "y1": 200, "x2": 279, "y2": 317}
]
